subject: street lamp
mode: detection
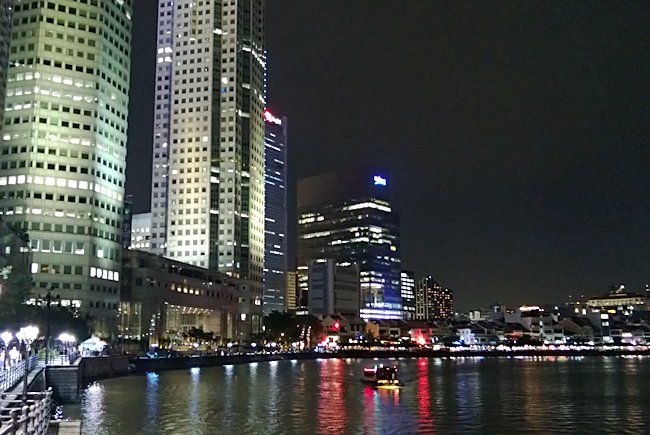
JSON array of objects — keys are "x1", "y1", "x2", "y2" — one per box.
[
  {"x1": 16, "y1": 325, "x2": 39, "y2": 404},
  {"x1": 1, "y1": 331, "x2": 13, "y2": 370}
]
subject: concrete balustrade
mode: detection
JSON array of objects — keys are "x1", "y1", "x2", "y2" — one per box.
[{"x1": 0, "y1": 389, "x2": 51, "y2": 435}]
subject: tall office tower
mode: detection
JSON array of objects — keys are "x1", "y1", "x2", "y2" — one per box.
[
  {"x1": 307, "y1": 259, "x2": 359, "y2": 317},
  {"x1": 297, "y1": 167, "x2": 402, "y2": 320},
  {"x1": 262, "y1": 110, "x2": 287, "y2": 314},
  {"x1": 149, "y1": 0, "x2": 266, "y2": 289},
  {"x1": 285, "y1": 270, "x2": 297, "y2": 311},
  {"x1": 0, "y1": 0, "x2": 133, "y2": 336},
  {"x1": 401, "y1": 270, "x2": 416, "y2": 320},
  {"x1": 416, "y1": 276, "x2": 453, "y2": 322},
  {"x1": 0, "y1": 0, "x2": 14, "y2": 129}
]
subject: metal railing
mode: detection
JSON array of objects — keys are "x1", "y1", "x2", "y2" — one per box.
[
  {"x1": 0, "y1": 356, "x2": 38, "y2": 394},
  {"x1": 0, "y1": 389, "x2": 52, "y2": 435}
]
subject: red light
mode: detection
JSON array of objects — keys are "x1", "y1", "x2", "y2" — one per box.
[
  {"x1": 263, "y1": 110, "x2": 282, "y2": 125},
  {"x1": 334, "y1": 321, "x2": 340, "y2": 330}
]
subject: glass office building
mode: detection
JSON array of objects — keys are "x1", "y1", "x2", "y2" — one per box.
[
  {"x1": 297, "y1": 167, "x2": 402, "y2": 320},
  {"x1": 263, "y1": 111, "x2": 287, "y2": 314}
]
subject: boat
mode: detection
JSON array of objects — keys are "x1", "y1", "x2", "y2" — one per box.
[{"x1": 361, "y1": 364, "x2": 403, "y2": 388}]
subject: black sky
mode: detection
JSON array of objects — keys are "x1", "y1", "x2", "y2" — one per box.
[{"x1": 126, "y1": 1, "x2": 650, "y2": 310}]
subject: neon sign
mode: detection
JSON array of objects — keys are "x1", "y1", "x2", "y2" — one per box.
[
  {"x1": 263, "y1": 110, "x2": 282, "y2": 125},
  {"x1": 373, "y1": 175, "x2": 387, "y2": 186}
]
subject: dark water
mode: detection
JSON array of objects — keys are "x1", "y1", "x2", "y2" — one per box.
[{"x1": 72, "y1": 356, "x2": 650, "y2": 434}]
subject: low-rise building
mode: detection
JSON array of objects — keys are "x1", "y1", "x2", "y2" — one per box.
[
  {"x1": 587, "y1": 285, "x2": 650, "y2": 314},
  {"x1": 119, "y1": 250, "x2": 262, "y2": 350}
]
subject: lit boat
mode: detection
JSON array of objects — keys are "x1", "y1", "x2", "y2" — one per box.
[{"x1": 361, "y1": 364, "x2": 403, "y2": 388}]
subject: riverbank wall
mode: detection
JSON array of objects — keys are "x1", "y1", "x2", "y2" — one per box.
[{"x1": 131, "y1": 347, "x2": 650, "y2": 373}]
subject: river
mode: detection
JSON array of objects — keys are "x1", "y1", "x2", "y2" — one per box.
[{"x1": 70, "y1": 356, "x2": 650, "y2": 434}]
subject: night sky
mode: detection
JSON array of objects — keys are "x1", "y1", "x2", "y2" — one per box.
[{"x1": 126, "y1": 1, "x2": 650, "y2": 310}]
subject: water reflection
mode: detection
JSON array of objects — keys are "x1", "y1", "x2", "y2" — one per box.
[
  {"x1": 188, "y1": 368, "x2": 200, "y2": 428},
  {"x1": 76, "y1": 357, "x2": 650, "y2": 434},
  {"x1": 318, "y1": 359, "x2": 346, "y2": 434},
  {"x1": 416, "y1": 358, "x2": 434, "y2": 433},
  {"x1": 81, "y1": 383, "x2": 105, "y2": 434},
  {"x1": 143, "y1": 373, "x2": 159, "y2": 434}
]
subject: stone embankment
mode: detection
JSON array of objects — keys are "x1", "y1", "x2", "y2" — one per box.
[{"x1": 131, "y1": 347, "x2": 650, "y2": 373}]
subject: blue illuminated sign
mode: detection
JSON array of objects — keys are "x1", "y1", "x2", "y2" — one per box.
[{"x1": 373, "y1": 175, "x2": 387, "y2": 186}]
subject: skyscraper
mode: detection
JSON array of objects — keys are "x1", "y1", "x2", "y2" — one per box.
[
  {"x1": 263, "y1": 110, "x2": 287, "y2": 314},
  {"x1": 149, "y1": 0, "x2": 266, "y2": 291},
  {"x1": 0, "y1": 0, "x2": 133, "y2": 336},
  {"x1": 297, "y1": 167, "x2": 402, "y2": 320},
  {"x1": 416, "y1": 276, "x2": 453, "y2": 322},
  {"x1": 0, "y1": 0, "x2": 14, "y2": 129},
  {"x1": 401, "y1": 270, "x2": 416, "y2": 320}
]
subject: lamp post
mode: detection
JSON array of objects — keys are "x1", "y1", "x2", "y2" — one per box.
[
  {"x1": 1, "y1": 331, "x2": 13, "y2": 370},
  {"x1": 16, "y1": 325, "x2": 39, "y2": 404},
  {"x1": 42, "y1": 286, "x2": 60, "y2": 365}
]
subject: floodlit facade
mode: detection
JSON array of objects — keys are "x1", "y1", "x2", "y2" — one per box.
[
  {"x1": 149, "y1": 0, "x2": 266, "y2": 333},
  {"x1": 401, "y1": 270, "x2": 416, "y2": 320},
  {"x1": 0, "y1": 0, "x2": 133, "y2": 336},
  {"x1": 297, "y1": 167, "x2": 402, "y2": 320},
  {"x1": 263, "y1": 111, "x2": 287, "y2": 314},
  {"x1": 0, "y1": 1, "x2": 13, "y2": 129},
  {"x1": 416, "y1": 276, "x2": 453, "y2": 322},
  {"x1": 129, "y1": 212, "x2": 151, "y2": 251}
]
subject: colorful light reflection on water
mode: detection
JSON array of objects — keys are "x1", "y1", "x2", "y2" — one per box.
[{"x1": 72, "y1": 357, "x2": 650, "y2": 434}]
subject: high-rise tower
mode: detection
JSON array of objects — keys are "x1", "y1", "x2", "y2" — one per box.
[
  {"x1": 297, "y1": 167, "x2": 402, "y2": 320},
  {"x1": 263, "y1": 110, "x2": 287, "y2": 314},
  {"x1": 149, "y1": 0, "x2": 266, "y2": 294},
  {"x1": 0, "y1": 0, "x2": 14, "y2": 129},
  {"x1": 0, "y1": 0, "x2": 133, "y2": 336},
  {"x1": 416, "y1": 276, "x2": 453, "y2": 322}
]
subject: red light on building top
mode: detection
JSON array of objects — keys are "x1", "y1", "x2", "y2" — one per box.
[{"x1": 263, "y1": 110, "x2": 282, "y2": 126}]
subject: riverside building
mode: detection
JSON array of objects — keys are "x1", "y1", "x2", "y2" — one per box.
[
  {"x1": 401, "y1": 270, "x2": 416, "y2": 320},
  {"x1": 263, "y1": 110, "x2": 287, "y2": 314},
  {"x1": 119, "y1": 249, "x2": 260, "y2": 350},
  {"x1": 415, "y1": 276, "x2": 453, "y2": 322},
  {"x1": 297, "y1": 167, "x2": 402, "y2": 320},
  {"x1": 148, "y1": 0, "x2": 266, "y2": 334},
  {"x1": 0, "y1": 0, "x2": 133, "y2": 336}
]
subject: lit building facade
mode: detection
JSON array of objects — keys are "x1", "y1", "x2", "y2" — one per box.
[
  {"x1": 297, "y1": 167, "x2": 402, "y2": 320},
  {"x1": 263, "y1": 111, "x2": 287, "y2": 314},
  {"x1": 587, "y1": 285, "x2": 650, "y2": 312},
  {"x1": 0, "y1": 0, "x2": 133, "y2": 336},
  {"x1": 149, "y1": 0, "x2": 266, "y2": 334},
  {"x1": 120, "y1": 250, "x2": 261, "y2": 349},
  {"x1": 0, "y1": 0, "x2": 13, "y2": 129},
  {"x1": 416, "y1": 276, "x2": 453, "y2": 322},
  {"x1": 129, "y1": 212, "x2": 151, "y2": 251},
  {"x1": 285, "y1": 270, "x2": 297, "y2": 311},
  {"x1": 401, "y1": 270, "x2": 416, "y2": 320}
]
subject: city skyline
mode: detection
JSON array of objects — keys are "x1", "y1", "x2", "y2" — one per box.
[{"x1": 126, "y1": 2, "x2": 650, "y2": 310}]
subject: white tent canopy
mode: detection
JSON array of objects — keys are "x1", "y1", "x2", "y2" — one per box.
[{"x1": 79, "y1": 336, "x2": 107, "y2": 355}]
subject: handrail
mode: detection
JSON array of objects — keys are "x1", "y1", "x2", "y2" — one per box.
[
  {"x1": 0, "y1": 356, "x2": 38, "y2": 394},
  {"x1": 0, "y1": 388, "x2": 51, "y2": 435}
]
